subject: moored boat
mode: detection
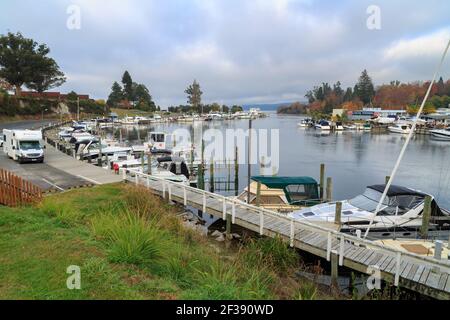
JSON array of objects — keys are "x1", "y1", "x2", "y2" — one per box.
[
  {"x1": 236, "y1": 176, "x2": 321, "y2": 213},
  {"x1": 314, "y1": 120, "x2": 331, "y2": 130},
  {"x1": 289, "y1": 184, "x2": 450, "y2": 239},
  {"x1": 429, "y1": 128, "x2": 450, "y2": 141},
  {"x1": 388, "y1": 123, "x2": 412, "y2": 134}
]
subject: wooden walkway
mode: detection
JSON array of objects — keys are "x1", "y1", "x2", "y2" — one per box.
[{"x1": 124, "y1": 169, "x2": 450, "y2": 300}]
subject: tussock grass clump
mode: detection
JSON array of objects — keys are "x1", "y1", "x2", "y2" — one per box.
[
  {"x1": 91, "y1": 210, "x2": 166, "y2": 266},
  {"x1": 40, "y1": 199, "x2": 80, "y2": 226},
  {"x1": 240, "y1": 237, "x2": 299, "y2": 272},
  {"x1": 295, "y1": 281, "x2": 318, "y2": 300}
]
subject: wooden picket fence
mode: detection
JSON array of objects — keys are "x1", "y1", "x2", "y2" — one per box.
[{"x1": 0, "y1": 169, "x2": 43, "y2": 207}]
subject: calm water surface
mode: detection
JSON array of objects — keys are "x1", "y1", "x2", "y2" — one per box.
[{"x1": 106, "y1": 112, "x2": 450, "y2": 209}]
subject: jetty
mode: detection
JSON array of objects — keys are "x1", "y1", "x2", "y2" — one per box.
[{"x1": 124, "y1": 168, "x2": 450, "y2": 300}]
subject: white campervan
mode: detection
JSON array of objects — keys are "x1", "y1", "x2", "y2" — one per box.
[{"x1": 2, "y1": 129, "x2": 45, "y2": 163}]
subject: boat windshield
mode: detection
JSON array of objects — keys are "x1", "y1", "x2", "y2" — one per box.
[
  {"x1": 348, "y1": 188, "x2": 389, "y2": 212},
  {"x1": 19, "y1": 141, "x2": 41, "y2": 150},
  {"x1": 88, "y1": 142, "x2": 108, "y2": 150}
]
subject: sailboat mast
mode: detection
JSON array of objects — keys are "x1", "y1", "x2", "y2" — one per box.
[{"x1": 363, "y1": 39, "x2": 450, "y2": 239}]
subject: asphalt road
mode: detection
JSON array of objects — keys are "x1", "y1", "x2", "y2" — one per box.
[
  {"x1": 0, "y1": 119, "x2": 55, "y2": 130},
  {"x1": 0, "y1": 119, "x2": 91, "y2": 192},
  {"x1": 0, "y1": 152, "x2": 89, "y2": 191}
]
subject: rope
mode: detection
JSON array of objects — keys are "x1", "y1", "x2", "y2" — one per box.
[{"x1": 364, "y1": 39, "x2": 450, "y2": 238}]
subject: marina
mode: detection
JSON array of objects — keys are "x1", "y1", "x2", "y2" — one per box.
[{"x1": 27, "y1": 110, "x2": 450, "y2": 299}]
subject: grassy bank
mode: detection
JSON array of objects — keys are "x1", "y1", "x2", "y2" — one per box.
[{"x1": 0, "y1": 183, "x2": 334, "y2": 300}]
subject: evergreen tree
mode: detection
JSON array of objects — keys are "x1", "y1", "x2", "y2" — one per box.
[
  {"x1": 343, "y1": 87, "x2": 353, "y2": 102},
  {"x1": 333, "y1": 81, "x2": 343, "y2": 97},
  {"x1": 121, "y1": 71, "x2": 133, "y2": 101},
  {"x1": 134, "y1": 83, "x2": 156, "y2": 111},
  {"x1": 436, "y1": 76, "x2": 445, "y2": 96},
  {"x1": 185, "y1": 79, "x2": 203, "y2": 112},
  {"x1": 355, "y1": 70, "x2": 375, "y2": 105},
  {"x1": 107, "y1": 81, "x2": 124, "y2": 107}
]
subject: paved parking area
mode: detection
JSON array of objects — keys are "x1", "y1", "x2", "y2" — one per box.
[{"x1": 0, "y1": 119, "x2": 122, "y2": 192}]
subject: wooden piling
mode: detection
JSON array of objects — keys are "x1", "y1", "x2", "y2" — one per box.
[
  {"x1": 331, "y1": 250, "x2": 339, "y2": 288},
  {"x1": 234, "y1": 146, "x2": 239, "y2": 195},
  {"x1": 319, "y1": 163, "x2": 325, "y2": 200},
  {"x1": 209, "y1": 160, "x2": 214, "y2": 193},
  {"x1": 147, "y1": 152, "x2": 152, "y2": 175},
  {"x1": 420, "y1": 195, "x2": 432, "y2": 238},
  {"x1": 335, "y1": 201, "x2": 342, "y2": 227},
  {"x1": 326, "y1": 177, "x2": 332, "y2": 202},
  {"x1": 226, "y1": 213, "x2": 232, "y2": 240},
  {"x1": 256, "y1": 181, "x2": 261, "y2": 207}
]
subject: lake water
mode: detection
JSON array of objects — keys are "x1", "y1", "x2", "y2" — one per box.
[{"x1": 105, "y1": 112, "x2": 450, "y2": 210}]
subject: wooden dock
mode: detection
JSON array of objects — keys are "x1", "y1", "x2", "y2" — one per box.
[{"x1": 124, "y1": 169, "x2": 450, "y2": 300}]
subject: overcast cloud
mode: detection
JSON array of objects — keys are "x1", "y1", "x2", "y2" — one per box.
[{"x1": 1, "y1": 0, "x2": 449, "y2": 107}]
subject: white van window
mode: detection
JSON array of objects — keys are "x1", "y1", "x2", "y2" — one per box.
[{"x1": 20, "y1": 141, "x2": 41, "y2": 150}]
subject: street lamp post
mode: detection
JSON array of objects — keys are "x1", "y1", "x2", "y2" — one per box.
[{"x1": 41, "y1": 108, "x2": 48, "y2": 121}]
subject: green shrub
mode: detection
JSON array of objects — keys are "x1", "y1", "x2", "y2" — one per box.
[{"x1": 91, "y1": 210, "x2": 166, "y2": 266}]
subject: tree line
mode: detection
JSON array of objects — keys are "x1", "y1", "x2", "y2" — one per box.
[{"x1": 278, "y1": 70, "x2": 450, "y2": 115}]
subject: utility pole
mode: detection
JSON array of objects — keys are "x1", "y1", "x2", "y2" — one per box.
[
  {"x1": 77, "y1": 97, "x2": 80, "y2": 121},
  {"x1": 247, "y1": 118, "x2": 252, "y2": 204}
]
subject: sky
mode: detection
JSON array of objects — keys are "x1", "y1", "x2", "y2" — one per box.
[{"x1": 1, "y1": 0, "x2": 450, "y2": 107}]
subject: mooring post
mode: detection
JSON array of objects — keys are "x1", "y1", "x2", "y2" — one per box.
[
  {"x1": 209, "y1": 160, "x2": 214, "y2": 193},
  {"x1": 335, "y1": 201, "x2": 342, "y2": 227},
  {"x1": 226, "y1": 213, "x2": 232, "y2": 240},
  {"x1": 326, "y1": 177, "x2": 333, "y2": 202},
  {"x1": 147, "y1": 152, "x2": 152, "y2": 175},
  {"x1": 420, "y1": 195, "x2": 432, "y2": 238},
  {"x1": 320, "y1": 163, "x2": 325, "y2": 200},
  {"x1": 434, "y1": 240, "x2": 443, "y2": 260},
  {"x1": 331, "y1": 249, "x2": 339, "y2": 288},
  {"x1": 256, "y1": 181, "x2": 261, "y2": 207},
  {"x1": 385, "y1": 176, "x2": 390, "y2": 184},
  {"x1": 234, "y1": 146, "x2": 239, "y2": 195},
  {"x1": 97, "y1": 138, "x2": 103, "y2": 167}
]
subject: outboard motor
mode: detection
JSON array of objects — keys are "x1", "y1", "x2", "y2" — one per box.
[{"x1": 169, "y1": 158, "x2": 190, "y2": 179}]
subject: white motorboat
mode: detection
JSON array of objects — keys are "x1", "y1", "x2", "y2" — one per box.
[
  {"x1": 334, "y1": 121, "x2": 344, "y2": 131},
  {"x1": 388, "y1": 123, "x2": 412, "y2": 134},
  {"x1": 298, "y1": 118, "x2": 313, "y2": 127},
  {"x1": 120, "y1": 116, "x2": 138, "y2": 125},
  {"x1": 429, "y1": 128, "x2": 450, "y2": 141},
  {"x1": 289, "y1": 184, "x2": 450, "y2": 239},
  {"x1": 314, "y1": 120, "x2": 331, "y2": 130},
  {"x1": 343, "y1": 124, "x2": 357, "y2": 130},
  {"x1": 374, "y1": 116, "x2": 396, "y2": 124},
  {"x1": 77, "y1": 140, "x2": 132, "y2": 160}
]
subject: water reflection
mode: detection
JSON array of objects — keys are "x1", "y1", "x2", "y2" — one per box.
[{"x1": 103, "y1": 113, "x2": 450, "y2": 209}]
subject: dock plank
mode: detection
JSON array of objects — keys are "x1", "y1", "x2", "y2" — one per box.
[{"x1": 125, "y1": 170, "x2": 450, "y2": 299}]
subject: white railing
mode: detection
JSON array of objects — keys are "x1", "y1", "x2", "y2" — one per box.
[{"x1": 125, "y1": 168, "x2": 450, "y2": 287}]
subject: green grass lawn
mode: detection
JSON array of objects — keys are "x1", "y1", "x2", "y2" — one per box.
[{"x1": 0, "y1": 183, "x2": 332, "y2": 300}]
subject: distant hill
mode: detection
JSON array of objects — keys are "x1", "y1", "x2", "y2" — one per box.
[{"x1": 242, "y1": 102, "x2": 301, "y2": 111}]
